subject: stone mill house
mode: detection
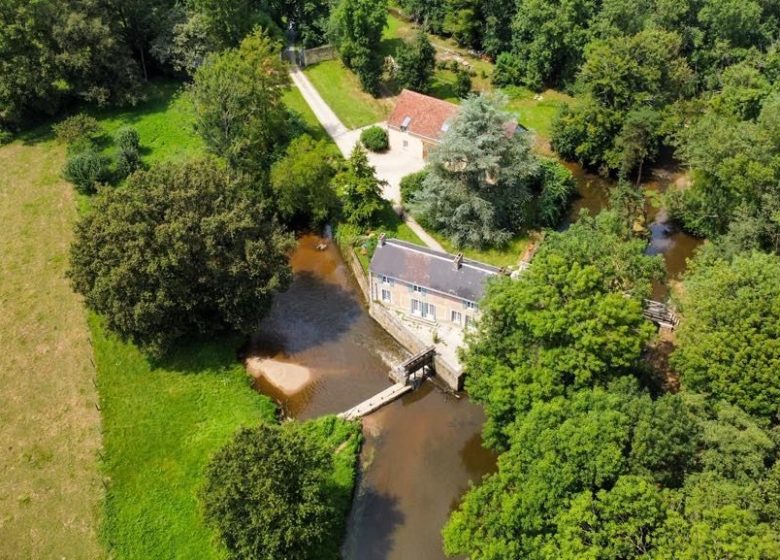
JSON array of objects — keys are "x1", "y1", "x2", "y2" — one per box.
[{"x1": 368, "y1": 236, "x2": 501, "y2": 333}]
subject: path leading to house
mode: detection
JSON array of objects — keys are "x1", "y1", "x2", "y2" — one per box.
[{"x1": 289, "y1": 65, "x2": 445, "y2": 252}]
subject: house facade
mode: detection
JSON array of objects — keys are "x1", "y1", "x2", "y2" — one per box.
[{"x1": 368, "y1": 236, "x2": 502, "y2": 330}]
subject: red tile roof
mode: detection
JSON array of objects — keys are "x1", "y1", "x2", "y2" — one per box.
[{"x1": 387, "y1": 89, "x2": 459, "y2": 142}]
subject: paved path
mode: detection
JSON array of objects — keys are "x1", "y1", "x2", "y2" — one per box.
[{"x1": 289, "y1": 65, "x2": 445, "y2": 253}]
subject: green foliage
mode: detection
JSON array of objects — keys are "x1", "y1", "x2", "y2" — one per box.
[
  {"x1": 114, "y1": 126, "x2": 142, "y2": 177},
  {"x1": 359, "y1": 125, "x2": 389, "y2": 152},
  {"x1": 534, "y1": 158, "x2": 575, "y2": 227},
  {"x1": 53, "y1": 114, "x2": 103, "y2": 145},
  {"x1": 400, "y1": 169, "x2": 428, "y2": 204},
  {"x1": 328, "y1": 0, "x2": 388, "y2": 94},
  {"x1": 454, "y1": 69, "x2": 472, "y2": 98},
  {"x1": 334, "y1": 145, "x2": 384, "y2": 227},
  {"x1": 0, "y1": 0, "x2": 141, "y2": 128},
  {"x1": 464, "y1": 211, "x2": 662, "y2": 448},
  {"x1": 672, "y1": 252, "x2": 780, "y2": 421},
  {"x1": 409, "y1": 94, "x2": 547, "y2": 248},
  {"x1": 62, "y1": 150, "x2": 112, "y2": 195},
  {"x1": 191, "y1": 29, "x2": 290, "y2": 175},
  {"x1": 395, "y1": 31, "x2": 436, "y2": 92},
  {"x1": 202, "y1": 420, "x2": 355, "y2": 560},
  {"x1": 271, "y1": 134, "x2": 340, "y2": 228},
  {"x1": 551, "y1": 29, "x2": 693, "y2": 176},
  {"x1": 69, "y1": 157, "x2": 293, "y2": 356}
]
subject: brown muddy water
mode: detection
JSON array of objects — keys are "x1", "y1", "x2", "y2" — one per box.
[
  {"x1": 245, "y1": 162, "x2": 701, "y2": 559},
  {"x1": 246, "y1": 235, "x2": 496, "y2": 560},
  {"x1": 564, "y1": 163, "x2": 703, "y2": 298}
]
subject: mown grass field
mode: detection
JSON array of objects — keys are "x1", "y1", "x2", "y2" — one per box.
[
  {"x1": 303, "y1": 60, "x2": 392, "y2": 129},
  {"x1": 91, "y1": 316, "x2": 277, "y2": 559},
  {"x1": 0, "y1": 139, "x2": 104, "y2": 558},
  {"x1": 431, "y1": 231, "x2": 531, "y2": 268}
]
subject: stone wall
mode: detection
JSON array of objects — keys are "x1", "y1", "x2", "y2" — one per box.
[
  {"x1": 341, "y1": 243, "x2": 370, "y2": 302},
  {"x1": 370, "y1": 304, "x2": 464, "y2": 391}
]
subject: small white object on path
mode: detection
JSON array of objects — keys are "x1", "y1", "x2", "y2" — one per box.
[{"x1": 289, "y1": 65, "x2": 445, "y2": 253}]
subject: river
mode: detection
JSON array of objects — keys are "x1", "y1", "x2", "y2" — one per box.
[
  {"x1": 245, "y1": 162, "x2": 702, "y2": 559},
  {"x1": 246, "y1": 235, "x2": 496, "y2": 560}
]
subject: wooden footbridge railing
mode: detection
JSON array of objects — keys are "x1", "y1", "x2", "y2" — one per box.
[
  {"x1": 338, "y1": 347, "x2": 436, "y2": 421},
  {"x1": 643, "y1": 299, "x2": 679, "y2": 329}
]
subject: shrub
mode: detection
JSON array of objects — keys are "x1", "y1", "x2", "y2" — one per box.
[
  {"x1": 360, "y1": 126, "x2": 389, "y2": 152},
  {"x1": 400, "y1": 169, "x2": 428, "y2": 203},
  {"x1": 53, "y1": 114, "x2": 102, "y2": 145},
  {"x1": 455, "y1": 70, "x2": 472, "y2": 98},
  {"x1": 0, "y1": 128, "x2": 12, "y2": 145},
  {"x1": 63, "y1": 150, "x2": 111, "y2": 194},
  {"x1": 492, "y1": 52, "x2": 522, "y2": 87},
  {"x1": 115, "y1": 126, "x2": 141, "y2": 178}
]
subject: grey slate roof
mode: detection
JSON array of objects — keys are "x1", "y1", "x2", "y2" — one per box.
[{"x1": 369, "y1": 239, "x2": 502, "y2": 302}]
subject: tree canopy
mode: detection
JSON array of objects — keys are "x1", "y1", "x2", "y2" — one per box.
[
  {"x1": 463, "y1": 211, "x2": 662, "y2": 448},
  {"x1": 202, "y1": 422, "x2": 339, "y2": 560},
  {"x1": 191, "y1": 29, "x2": 290, "y2": 176},
  {"x1": 409, "y1": 93, "x2": 574, "y2": 249},
  {"x1": 328, "y1": 0, "x2": 388, "y2": 93},
  {"x1": 671, "y1": 251, "x2": 780, "y2": 422},
  {"x1": 69, "y1": 157, "x2": 292, "y2": 355}
]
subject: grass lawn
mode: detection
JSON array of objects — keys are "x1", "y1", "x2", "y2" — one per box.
[
  {"x1": 303, "y1": 60, "x2": 391, "y2": 129},
  {"x1": 503, "y1": 86, "x2": 574, "y2": 139},
  {"x1": 283, "y1": 87, "x2": 332, "y2": 143},
  {"x1": 430, "y1": 230, "x2": 531, "y2": 268},
  {"x1": 91, "y1": 316, "x2": 277, "y2": 559},
  {"x1": 87, "y1": 80, "x2": 203, "y2": 165},
  {"x1": 0, "y1": 140, "x2": 103, "y2": 558}
]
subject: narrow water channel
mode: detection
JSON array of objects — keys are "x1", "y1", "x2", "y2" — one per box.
[
  {"x1": 246, "y1": 235, "x2": 496, "y2": 560},
  {"x1": 564, "y1": 162, "x2": 703, "y2": 297}
]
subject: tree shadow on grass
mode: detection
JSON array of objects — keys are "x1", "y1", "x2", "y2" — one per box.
[{"x1": 154, "y1": 333, "x2": 248, "y2": 375}]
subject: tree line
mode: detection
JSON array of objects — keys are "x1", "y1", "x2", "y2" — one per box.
[{"x1": 444, "y1": 212, "x2": 780, "y2": 559}]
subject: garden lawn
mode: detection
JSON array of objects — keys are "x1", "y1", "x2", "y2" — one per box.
[
  {"x1": 91, "y1": 317, "x2": 276, "y2": 560},
  {"x1": 431, "y1": 231, "x2": 531, "y2": 268},
  {"x1": 0, "y1": 139, "x2": 104, "y2": 559},
  {"x1": 87, "y1": 80, "x2": 203, "y2": 165},
  {"x1": 283, "y1": 87, "x2": 332, "y2": 143},
  {"x1": 303, "y1": 60, "x2": 390, "y2": 129}
]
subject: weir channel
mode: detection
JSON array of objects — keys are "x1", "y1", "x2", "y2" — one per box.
[{"x1": 245, "y1": 235, "x2": 496, "y2": 560}]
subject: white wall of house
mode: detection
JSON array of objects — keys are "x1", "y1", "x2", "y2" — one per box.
[{"x1": 370, "y1": 273, "x2": 479, "y2": 330}]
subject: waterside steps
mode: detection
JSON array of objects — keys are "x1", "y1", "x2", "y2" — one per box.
[{"x1": 338, "y1": 346, "x2": 437, "y2": 421}]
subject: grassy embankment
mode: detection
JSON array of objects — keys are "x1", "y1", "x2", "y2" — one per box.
[
  {"x1": 0, "y1": 135, "x2": 104, "y2": 559},
  {"x1": 1, "y1": 80, "x2": 362, "y2": 560}
]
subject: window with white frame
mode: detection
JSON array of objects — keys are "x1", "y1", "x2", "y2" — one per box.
[
  {"x1": 382, "y1": 275, "x2": 393, "y2": 286},
  {"x1": 413, "y1": 284, "x2": 426, "y2": 295},
  {"x1": 411, "y1": 299, "x2": 436, "y2": 321},
  {"x1": 465, "y1": 300, "x2": 477, "y2": 310},
  {"x1": 465, "y1": 315, "x2": 471, "y2": 328},
  {"x1": 451, "y1": 310, "x2": 462, "y2": 325},
  {"x1": 381, "y1": 289, "x2": 392, "y2": 302}
]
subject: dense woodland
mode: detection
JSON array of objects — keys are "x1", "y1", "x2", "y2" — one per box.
[{"x1": 4, "y1": 0, "x2": 780, "y2": 558}]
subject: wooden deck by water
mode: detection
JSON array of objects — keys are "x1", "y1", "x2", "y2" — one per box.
[{"x1": 338, "y1": 382, "x2": 414, "y2": 420}]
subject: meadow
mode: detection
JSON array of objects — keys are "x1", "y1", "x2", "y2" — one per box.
[{"x1": 0, "y1": 79, "x2": 362, "y2": 560}]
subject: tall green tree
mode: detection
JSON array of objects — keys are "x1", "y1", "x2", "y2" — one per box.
[
  {"x1": 409, "y1": 94, "x2": 571, "y2": 248},
  {"x1": 328, "y1": 0, "x2": 388, "y2": 93},
  {"x1": 271, "y1": 135, "x2": 340, "y2": 228},
  {"x1": 464, "y1": 211, "x2": 662, "y2": 447},
  {"x1": 334, "y1": 145, "x2": 384, "y2": 227},
  {"x1": 394, "y1": 31, "x2": 436, "y2": 92},
  {"x1": 69, "y1": 157, "x2": 292, "y2": 356},
  {"x1": 672, "y1": 251, "x2": 780, "y2": 421},
  {"x1": 0, "y1": 0, "x2": 140, "y2": 128},
  {"x1": 191, "y1": 29, "x2": 290, "y2": 175},
  {"x1": 202, "y1": 422, "x2": 339, "y2": 560}
]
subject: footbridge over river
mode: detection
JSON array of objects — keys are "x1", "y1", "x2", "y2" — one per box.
[{"x1": 339, "y1": 347, "x2": 436, "y2": 421}]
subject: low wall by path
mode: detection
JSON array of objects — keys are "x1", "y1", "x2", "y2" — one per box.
[
  {"x1": 340, "y1": 243, "x2": 370, "y2": 302},
  {"x1": 337, "y1": 243, "x2": 464, "y2": 391}
]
